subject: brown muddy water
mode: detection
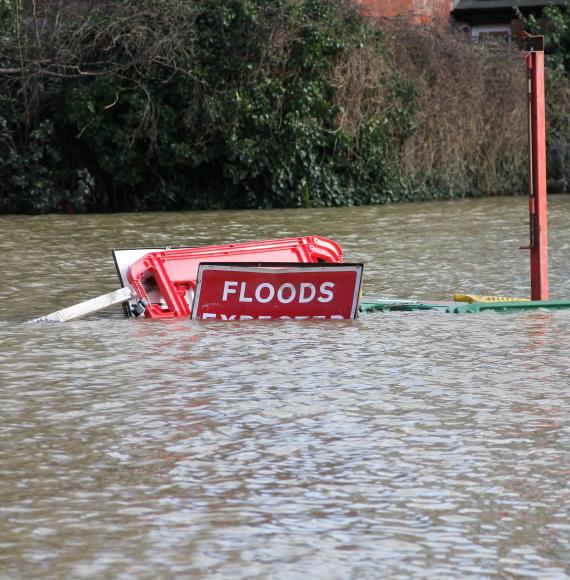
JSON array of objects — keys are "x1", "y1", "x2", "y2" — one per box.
[{"x1": 1, "y1": 197, "x2": 570, "y2": 578}]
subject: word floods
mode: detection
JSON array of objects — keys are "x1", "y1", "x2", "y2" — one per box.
[
  {"x1": 191, "y1": 263, "x2": 363, "y2": 320},
  {"x1": 221, "y1": 280, "x2": 335, "y2": 304}
]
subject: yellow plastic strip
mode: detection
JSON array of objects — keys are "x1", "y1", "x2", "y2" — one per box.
[{"x1": 453, "y1": 293, "x2": 531, "y2": 304}]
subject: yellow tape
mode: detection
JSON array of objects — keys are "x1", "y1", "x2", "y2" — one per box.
[{"x1": 453, "y1": 293, "x2": 530, "y2": 304}]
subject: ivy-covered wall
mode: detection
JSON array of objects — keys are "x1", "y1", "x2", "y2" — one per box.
[{"x1": 0, "y1": 0, "x2": 565, "y2": 214}]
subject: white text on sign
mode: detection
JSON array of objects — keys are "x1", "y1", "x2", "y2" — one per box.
[{"x1": 221, "y1": 281, "x2": 335, "y2": 304}]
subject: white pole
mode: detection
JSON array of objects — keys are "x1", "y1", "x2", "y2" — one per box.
[{"x1": 28, "y1": 286, "x2": 136, "y2": 323}]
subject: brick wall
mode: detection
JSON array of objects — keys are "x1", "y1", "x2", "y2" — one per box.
[{"x1": 353, "y1": 0, "x2": 453, "y2": 25}]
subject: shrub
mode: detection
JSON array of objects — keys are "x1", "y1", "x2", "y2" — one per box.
[
  {"x1": 1, "y1": 0, "x2": 567, "y2": 214},
  {"x1": 520, "y1": 2, "x2": 570, "y2": 192},
  {"x1": 1, "y1": 0, "x2": 415, "y2": 212},
  {"x1": 388, "y1": 21, "x2": 528, "y2": 199}
]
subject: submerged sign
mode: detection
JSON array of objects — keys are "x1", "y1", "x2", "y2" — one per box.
[{"x1": 191, "y1": 263, "x2": 363, "y2": 320}]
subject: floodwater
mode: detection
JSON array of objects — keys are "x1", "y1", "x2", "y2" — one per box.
[{"x1": 1, "y1": 197, "x2": 570, "y2": 578}]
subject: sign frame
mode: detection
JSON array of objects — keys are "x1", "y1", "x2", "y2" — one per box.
[
  {"x1": 190, "y1": 262, "x2": 364, "y2": 320},
  {"x1": 112, "y1": 246, "x2": 193, "y2": 316}
]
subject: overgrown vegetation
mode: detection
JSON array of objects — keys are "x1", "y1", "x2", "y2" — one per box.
[
  {"x1": 0, "y1": 0, "x2": 565, "y2": 213},
  {"x1": 524, "y1": 1, "x2": 570, "y2": 192},
  {"x1": 389, "y1": 22, "x2": 528, "y2": 199}
]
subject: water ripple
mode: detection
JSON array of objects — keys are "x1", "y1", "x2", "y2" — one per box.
[{"x1": 1, "y1": 198, "x2": 570, "y2": 578}]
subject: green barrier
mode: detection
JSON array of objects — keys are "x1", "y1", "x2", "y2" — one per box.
[
  {"x1": 359, "y1": 300, "x2": 452, "y2": 313},
  {"x1": 449, "y1": 299, "x2": 570, "y2": 313},
  {"x1": 360, "y1": 299, "x2": 570, "y2": 314}
]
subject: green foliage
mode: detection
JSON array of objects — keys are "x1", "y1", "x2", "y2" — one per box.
[
  {"x1": 0, "y1": 1, "x2": 15, "y2": 38},
  {"x1": 524, "y1": 2, "x2": 570, "y2": 75},
  {"x1": 0, "y1": 116, "x2": 92, "y2": 213},
  {"x1": 3, "y1": 0, "x2": 565, "y2": 213},
  {"x1": 0, "y1": 0, "x2": 417, "y2": 213},
  {"x1": 522, "y1": 2, "x2": 570, "y2": 191}
]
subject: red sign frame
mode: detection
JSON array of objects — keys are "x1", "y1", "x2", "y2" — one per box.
[{"x1": 191, "y1": 263, "x2": 363, "y2": 320}]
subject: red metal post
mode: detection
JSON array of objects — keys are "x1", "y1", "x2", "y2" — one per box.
[{"x1": 526, "y1": 45, "x2": 549, "y2": 301}]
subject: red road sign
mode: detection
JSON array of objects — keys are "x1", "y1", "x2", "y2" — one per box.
[{"x1": 191, "y1": 263, "x2": 363, "y2": 320}]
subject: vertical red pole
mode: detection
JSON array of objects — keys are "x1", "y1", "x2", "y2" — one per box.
[{"x1": 527, "y1": 48, "x2": 549, "y2": 301}]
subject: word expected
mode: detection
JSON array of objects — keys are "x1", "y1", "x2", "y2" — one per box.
[
  {"x1": 201, "y1": 314, "x2": 345, "y2": 320},
  {"x1": 221, "y1": 281, "x2": 334, "y2": 304}
]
